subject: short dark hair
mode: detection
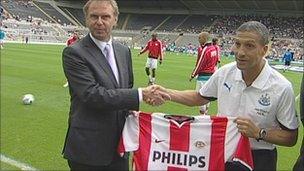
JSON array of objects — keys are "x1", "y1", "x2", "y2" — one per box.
[
  {"x1": 236, "y1": 21, "x2": 269, "y2": 45},
  {"x1": 151, "y1": 33, "x2": 157, "y2": 37},
  {"x1": 212, "y1": 37, "x2": 218, "y2": 44}
]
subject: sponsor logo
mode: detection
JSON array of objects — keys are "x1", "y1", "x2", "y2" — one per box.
[
  {"x1": 258, "y1": 93, "x2": 270, "y2": 106},
  {"x1": 152, "y1": 150, "x2": 206, "y2": 168},
  {"x1": 154, "y1": 139, "x2": 165, "y2": 143},
  {"x1": 194, "y1": 141, "x2": 206, "y2": 148},
  {"x1": 223, "y1": 82, "x2": 232, "y2": 92}
]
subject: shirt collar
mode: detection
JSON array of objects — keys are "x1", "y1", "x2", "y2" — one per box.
[
  {"x1": 251, "y1": 59, "x2": 271, "y2": 89},
  {"x1": 235, "y1": 59, "x2": 271, "y2": 89},
  {"x1": 89, "y1": 33, "x2": 113, "y2": 51}
]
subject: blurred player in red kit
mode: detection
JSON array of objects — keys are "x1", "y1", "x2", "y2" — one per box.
[
  {"x1": 190, "y1": 32, "x2": 220, "y2": 114},
  {"x1": 63, "y1": 32, "x2": 79, "y2": 87},
  {"x1": 138, "y1": 33, "x2": 163, "y2": 85}
]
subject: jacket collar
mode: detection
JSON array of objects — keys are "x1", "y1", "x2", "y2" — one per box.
[{"x1": 82, "y1": 34, "x2": 119, "y2": 87}]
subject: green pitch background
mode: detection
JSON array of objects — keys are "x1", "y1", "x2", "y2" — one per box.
[{"x1": 1, "y1": 43, "x2": 303, "y2": 170}]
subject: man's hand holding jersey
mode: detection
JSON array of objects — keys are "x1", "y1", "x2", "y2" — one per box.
[{"x1": 234, "y1": 117, "x2": 261, "y2": 139}]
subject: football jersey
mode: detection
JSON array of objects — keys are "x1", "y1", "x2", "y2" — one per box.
[
  {"x1": 140, "y1": 39, "x2": 163, "y2": 60},
  {"x1": 191, "y1": 43, "x2": 219, "y2": 77},
  {"x1": 67, "y1": 36, "x2": 78, "y2": 46},
  {"x1": 118, "y1": 112, "x2": 253, "y2": 171}
]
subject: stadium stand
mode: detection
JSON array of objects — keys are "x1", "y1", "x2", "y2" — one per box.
[
  {"x1": 210, "y1": 15, "x2": 304, "y2": 39},
  {"x1": 176, "y1": 15, "x2": 214, "y2": 34},
  {"x1": 33, "y1": 1, "x2": 72, "y2": 25},
  {"x1": 125, "y1": 14, "x2": 168, "y2": 30},
  {"x1": 58, "y1": 6, "x2": 84, "y2": 26},
  {"x1": 156, "y1": 15, "x2": 187, "y2": 32},
  {"x1": 1, "y1": 0, "x2": 49, "y2": 22},
  {"x1": 1, "y1": 0, "x2": 303, "y2": 62}
]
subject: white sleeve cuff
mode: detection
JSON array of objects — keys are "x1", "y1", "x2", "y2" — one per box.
[{"x1": 138, "y1": 88, "x2": 143, "y2": 102}]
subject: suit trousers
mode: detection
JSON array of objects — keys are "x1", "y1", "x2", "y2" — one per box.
[{"x1": 68, "y1": 157, "x2": 128, "y2": 171}]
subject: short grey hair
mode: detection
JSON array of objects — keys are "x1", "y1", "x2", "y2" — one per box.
[
  {"x1": 83, "y1": 0, "x2": 119, "y2": 18},
  {"x1": 236, "y1": 21, "x2": 269, "y2": 45}
]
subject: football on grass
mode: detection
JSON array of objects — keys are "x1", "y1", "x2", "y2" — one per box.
[{"x1": 22, "y1": 94, "x2": 34, "y2": 105}]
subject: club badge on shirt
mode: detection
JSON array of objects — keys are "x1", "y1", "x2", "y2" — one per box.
[{"x1": 258, "y1": 93, "x2": 271, "y2": 106}]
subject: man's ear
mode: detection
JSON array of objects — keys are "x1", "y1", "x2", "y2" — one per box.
[
  {"x1": 262, "y1": 45, "x2": 269, "y2": 57},
  {"x1": 113, "y1": 17, "x2": 118, "y2": 27}
]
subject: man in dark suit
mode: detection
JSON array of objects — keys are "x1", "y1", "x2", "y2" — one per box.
[{"x1": 62, "y1": 0, "x2": 168, "y2": 170}]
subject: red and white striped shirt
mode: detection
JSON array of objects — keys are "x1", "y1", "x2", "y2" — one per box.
[
  {"x1": 140, "y1": 39, "x2": 163, "y2": 60},
  {"x1": 118, "y1": 112, "x2": 253, "y2": 171},
  {"x1": 191, "y1": 43, "x2": 220, "y2": 77}
]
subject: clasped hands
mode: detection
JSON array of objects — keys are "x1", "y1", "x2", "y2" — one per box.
[{"x1": 142, "y1": 85, "x2": 170, "y2": 106}]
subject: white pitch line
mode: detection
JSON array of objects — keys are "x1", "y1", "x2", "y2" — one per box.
[{"x1": 1, "y1": 154, "x2": 38, "y2": 170}]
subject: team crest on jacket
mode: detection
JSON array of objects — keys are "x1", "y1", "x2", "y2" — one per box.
[
  {"x1": 194, "y1": 141, "x2": 206, "y2": 148},
  {"x1": 258, "y1": 93, "x2": 270, "y2": 106}
]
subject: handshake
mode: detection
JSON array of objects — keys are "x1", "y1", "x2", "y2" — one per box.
[{"x1": 142, "y1": 85, "x2": 171, "y2": 106}]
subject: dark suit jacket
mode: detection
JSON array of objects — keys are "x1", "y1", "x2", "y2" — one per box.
[{"x1": 62, "y1": 34, "x2": 139, "y2": 166}]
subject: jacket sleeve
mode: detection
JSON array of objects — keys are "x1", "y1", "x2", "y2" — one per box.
[{"x1": 127, "y1": 47, "x2": 134, "y2": 89}]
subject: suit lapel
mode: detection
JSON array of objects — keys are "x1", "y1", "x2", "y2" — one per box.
[
  {"x1": 113, "y1": 41, "x2": 127, "y2": 88},
  {"x1": 82, "y1": 35, "x2": 119, "y2": 87}
]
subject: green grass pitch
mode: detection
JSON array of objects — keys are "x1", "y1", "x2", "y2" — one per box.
[{"x1": 1, "y1": 43, "x2": 303, "y2": 170}]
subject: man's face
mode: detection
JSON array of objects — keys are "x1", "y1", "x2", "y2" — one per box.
[
  {"x1": 231, "y1": 31, "x2": 268, "y2": 71},
  {"x1": 73, "y1": 33, "x2": 78, "y2": 39},
  {"x1": 85, "y1": 1, "x2": 117, "y2": 41}
]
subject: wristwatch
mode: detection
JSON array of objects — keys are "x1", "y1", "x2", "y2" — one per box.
[{"x1": 256, "y1": 128, "x2": 267, "y2": 142}]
